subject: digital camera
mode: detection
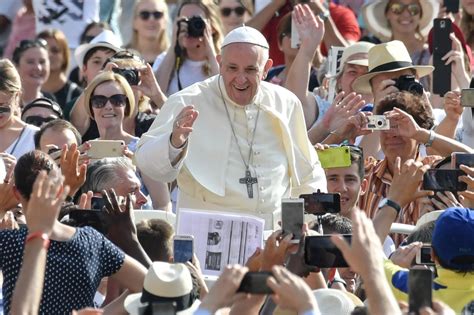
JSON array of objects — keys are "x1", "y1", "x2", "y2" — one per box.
[
  {"x1": 112, "y1": 67, "x2": 140, "y2": 86},
  {"x1": 393, "y1": 75, "x2": 424, "y2": 95},
  {"x1": 366, "y1": 115, "x2": 390, "y2": 130},
  {"x1": 184, "y1": 16, "x2": 205, "y2": 38}
]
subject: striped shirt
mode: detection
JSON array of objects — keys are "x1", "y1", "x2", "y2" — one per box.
[{"x1": 359, "y1": 155, "x2": 441, "y2": 245}]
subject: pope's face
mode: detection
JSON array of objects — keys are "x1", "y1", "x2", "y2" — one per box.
[{"x1": 218, "y1": 43, "x2": 273, "y2": 106}]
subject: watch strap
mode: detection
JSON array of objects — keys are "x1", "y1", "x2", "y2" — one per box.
[{"x1": 383, "y1": 198, "x2": 402, "y2": 214}]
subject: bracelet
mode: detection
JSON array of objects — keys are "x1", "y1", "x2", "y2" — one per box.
[
  {"x1": 25, "y1": 231, "x2": 50, "y2": 249},
  {"x1": 425, "y1": 130, "x2": 436, "y2": 147}
]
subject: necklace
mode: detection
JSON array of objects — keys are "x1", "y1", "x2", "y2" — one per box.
[{"x1": 218, "y1": 76, "x2": 260, "y2": 198}]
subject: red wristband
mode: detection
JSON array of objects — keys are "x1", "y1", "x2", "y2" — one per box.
[{"x1": 25, "y1": 231, "x2": 50, "y2": 249}]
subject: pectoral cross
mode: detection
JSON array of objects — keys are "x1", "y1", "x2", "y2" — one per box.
[{"x1": 239, "y1": 169, "x2": 258, "y2": 198}]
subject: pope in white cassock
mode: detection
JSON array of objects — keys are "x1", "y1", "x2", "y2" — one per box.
[{"x1": 135, "y1": 26, "x2": 327, "y2": 229}]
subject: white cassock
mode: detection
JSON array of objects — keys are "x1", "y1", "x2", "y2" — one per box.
[{"x1": 135, "y1": 75, "x2": 327, "y2": 228}]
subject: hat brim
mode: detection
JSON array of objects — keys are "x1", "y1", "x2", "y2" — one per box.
[
  {"x1": 352, "y1": 65, "x2": 434, "y2": 94},
  {"x1": 124, "y1": 293, "x2": 201, "y2": 315},
  {"x1": 74, "y1": 42, "x2": 121, "y2": 66},
  {"x1": 362, "y1": 0, "x2": 438, "y2": 41}
]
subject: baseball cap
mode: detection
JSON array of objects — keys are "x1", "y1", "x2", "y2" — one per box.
[
  {"x1": 431, "y1": 207, "x2": 474, "y2": 270},
  {"x1": 221, "y1": 26, "x2": 269, "y2": 49}
]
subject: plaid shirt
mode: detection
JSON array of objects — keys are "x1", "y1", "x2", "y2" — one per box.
[{"x1": 359, "y1": 155, "x2": 441, "y2": 245}]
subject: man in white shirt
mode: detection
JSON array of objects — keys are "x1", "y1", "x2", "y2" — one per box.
[{"x1": 136, "y1": 26, "x2": 326, "y2": 228}]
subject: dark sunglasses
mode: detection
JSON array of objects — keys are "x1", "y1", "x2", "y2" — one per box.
[
  {"x1": 90, "y1": 94, "x2": 128, "y2": 109},
  {"x1": 138, "y1": 10, "x2": 164, "y2": 20},
  {"x1": 19, "y1": 38, "x2": 48, "y2": 50},
  {"x1": 24, "y1": 115, "x2": 57, "y2": 127},
  {"x1": 107, "y1": 50, "x2": 146, "y2": 64},
  {"x1": 220, "y1": 6, "x2": 246, "y2": 17},
  {"x1": 388, "y1": 3, "x2": 421, "y2": 16},
  {"x1": 0, "y1": 107, "x2": 11, "y2": 114}
]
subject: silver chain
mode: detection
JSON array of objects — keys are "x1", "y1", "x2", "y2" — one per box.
[{"x1": 218, "y1": 76, "x2": 260, "y2": 170}]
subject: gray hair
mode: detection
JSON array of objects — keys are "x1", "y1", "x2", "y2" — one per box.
[{"x1": 81, "y1": 157, "x2": 136, "y2": 194}]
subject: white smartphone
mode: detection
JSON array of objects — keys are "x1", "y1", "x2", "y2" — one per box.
[
  {"x1": 281, "y1": 198, "x2": 304, "y2": 244},
  {"x1": 291, "y1": 16, "x2": 301, "y2": 49},
  {"x1": 87, "y1": 140, "x2": 125, "y2": 159},
  {"x1": 173, "y1": 235, "x2": 194, "y2": 263}
]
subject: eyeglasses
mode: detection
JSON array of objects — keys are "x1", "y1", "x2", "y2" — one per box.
[
  {"x1": 24, "y1": 115, "x2": 57, "y2": 127},
  {"x1": 138, "y1": 10, "x2": 164, "y2": 20},
  {"x1": 388, "y1": 3, "x2": 421, "y2": 16},
  {"x1": 90, "y1": 94, "x2": 128, "y2": 109},
  {"x1": 220, "y1": 6, "x2": 246, "y2": 17}
]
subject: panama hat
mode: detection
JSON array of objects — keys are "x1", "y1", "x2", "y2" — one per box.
[
  {"x1": 337, "y1": 41, "x2": 375, "y2": 73},
  {"x1": 124, "y1": 262, "x2": 200, "y2": 315},
  {"x1": 416, "y1": 210, "x2": 444, "y2": 228},
  {"x1": 221, "y1": 26, "x2": 269, "y2": 49},
  {"x1": 74, "y1": 30, "x2": 122, "y2": 66},
  {"x1": 273, "y1": 288, "x2": 357, "y2": 315},
  {"x1": 362, "y1": 0, "x2": 439, "y2": 42},
  {"x1": 352, "y1": 40, "x2": 433, "y2": 94}
]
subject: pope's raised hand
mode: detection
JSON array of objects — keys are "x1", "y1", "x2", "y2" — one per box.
[{"x1": 171, "y1": 105, "x2": 199, "y2": 148}]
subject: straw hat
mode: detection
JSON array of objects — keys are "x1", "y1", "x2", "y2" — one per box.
[
  {"x1": 124, "y1": 262, "x2": 200, "y2": 315},
  {"x1": 352, "y1": 40, "x2": 433, "y2": 94},
  {"x1": 362, "y1": 0, "x2": 439, "y2": 42},
  {"x1": 74, "y1": 30, "x2": 122, "y2": 66},
  {"x1": 337, "y1": 41, "x2": 375, "y2": 73}
]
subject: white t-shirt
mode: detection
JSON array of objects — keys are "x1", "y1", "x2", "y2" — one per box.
[
  {"x1": 5, "y1": 124, "x2": 39, "y2": 159},
  {"x1": 33, "y1": 0, "x2": 100, "y2": 49},
  {"x1": 153, "y1": 52, "x2": 208, "y2": 96}
]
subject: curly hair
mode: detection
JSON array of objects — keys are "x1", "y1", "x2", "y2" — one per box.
[{"x1": 375, "y1": 91, "x2": 434, "y2": 130}]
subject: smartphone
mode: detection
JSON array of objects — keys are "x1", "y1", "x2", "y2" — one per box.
[
  {"x1": 422, "y1": 169, "x2": 467, "y2": 191},
  {"x1": 317, "y1": 146, "x2": 351, "y2": 169},
  {"x1": 304, "y1": 235, "x2": 351, "y2": 268},
  {"x1": 432, "y1": 18, "x2": 452, "y2": 96},
  {"x1": 87, "y1": 140, "x2": 124, "y2": 159},
  {"x1": 409, "y1": 269, "x2": 433, "y2": 314},
  {"x1": 290, "y1": 16, "x2": 301, "y2": 49},
  {"x1": 68, "y1": 209, "x2": 107, "y2": 234},
  {"x1": 452, "y1": 152, "x2": 474, "y2": 168},
  {"x1": 416, "y1": 244, "x2": 435, "y2": 266},
  {"x1": 91, "y1": 196, "x2": 106, "y2": 210},
  {"x1": 444, "y1": 0, "x2": 460, "y2": 13},
  {"x1": 461, "y1": 89, "x2": 474, "y2": 107},
  {"x1": 299, "y1": 192, "x2": 341, "y2": 215},
  {"x1": 173, "y1": 235, "x2": 194, "y2": 263},
  {"x1": 237, "y1": 271, "x2": 273, "y2": 294},
  {"x1": 281, "y1": 198, "x2": 304, "y2": 243}
]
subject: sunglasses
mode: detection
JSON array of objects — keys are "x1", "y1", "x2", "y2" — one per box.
[
  {"x1": 18, "y1": 38, "x2": 48, "y2": 50},
  {"x1": 0, "y1": 107, "x2": 11, "y2": 114},
  {"x1": 138, "y1": 10, "x2": 164, "y2": 20},
  {"x1": 388, "y1": 3, "x2": 421, "y2": 16},
  {"x1": 90, "y1": 94, "x2": 128, "y2": 109},
  {"x1": 24, "y1": 115, "x2": 57, "y2": 127},
  {"x1": 220, "y1": 6, "x2": 246, "y2": 17}
]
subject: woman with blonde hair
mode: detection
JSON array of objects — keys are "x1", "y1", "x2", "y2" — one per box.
[
  {"x1": 153, "y1": 0, "x2": 224, "y2": 96},
  {"x1": 218, "y1": 0, "x2": 253, "y2": 34},
  {"x1": 0, "y1": 59, "x2": 39, "y2": 164},
  {"x1": 127, "y1": 0, "x2": 170, "y2": 65}
]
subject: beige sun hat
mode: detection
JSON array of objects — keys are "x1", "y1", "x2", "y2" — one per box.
[
  {"x1": 124, "y1": 262, "x2": 200, "y2": 315},
  {"x1": 74, "y1": 30, "x2": 122, "y2": 66},
  {"x1": 273, "y1": 288, "x2": 357, "y2": 315},
  {"x1": 352, "y1": 40, "x2": 434, "y2": 94},
  {"x1": 416, "y1": 210, "x2": 445, "y2": 228},
  {"x1": 337, "y1": 41, "x2": 375, "y2": 73},
  {"x1": 362, "y1": 0, "x2": 439, "y2": 42}
]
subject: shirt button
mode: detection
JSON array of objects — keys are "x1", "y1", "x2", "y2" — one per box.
[
  {"x1": 260, "y1": 186, "x2": 264, "y2": 191},
  {"x1": 260, "y1": 199, "x2": 265, "y2": 203},
  {"x1": 248, "y1": 115, "x2": 253, "y2": 120}
]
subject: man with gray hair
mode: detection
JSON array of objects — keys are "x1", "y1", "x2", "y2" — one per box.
[
  {"x1": 82, "y1": 157, "x2": 148, "y2": 209},
  {"x1": 136, "y1": 15, "x2": 326, "y2": 228}
]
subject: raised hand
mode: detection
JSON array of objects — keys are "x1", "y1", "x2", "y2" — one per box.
[
  {"x1": 171, "y1": 105, "x2": 199, "y2": 148},
  {"x1": 322, "y1": 91, "x2": 367, "y2": 133},
  {"x1": 293, "y1": 4, "x2": 325, "y2": 58},
  {"x1": 442, "y1": 33, "x2": 471, "y2": 89},
  {"x1": 443, "y1": 91, "x2": 463, "y2": 122},
  {"x1": 0, "y1": 163, "x2": 18, "y2": 213},
  {"x1": 386, "y1": 107, "x2": 421, "y2": 140},
  {"x1": 26, "y1": 170, "x2": 70, "y2": 235},
  {"x1": 60, "y1": 143, "x2": 87, "y2": 197}
]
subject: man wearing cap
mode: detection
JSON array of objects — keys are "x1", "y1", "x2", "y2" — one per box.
[
  {"x1": 136, "y1": 25, "x2": 326, "y2": 229},
  {"x1": 383, "y1": 207, "x2": 474, "y2": 313}
]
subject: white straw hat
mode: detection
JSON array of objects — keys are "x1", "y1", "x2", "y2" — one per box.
[
  {"x1": 74, "y1": 30, "x2": 122, "y2": 66},
  {"x1": 337, "y1": 41, "x2": 375, "y2": 73}
]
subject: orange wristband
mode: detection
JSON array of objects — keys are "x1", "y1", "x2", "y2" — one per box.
[{"x1": 25, "y1": 231, "x2": 50, "y2": 249}]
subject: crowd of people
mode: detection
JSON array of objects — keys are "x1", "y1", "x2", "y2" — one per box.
[{"x1": 0, "y1": 0, "x2": 474, "y2": 314}]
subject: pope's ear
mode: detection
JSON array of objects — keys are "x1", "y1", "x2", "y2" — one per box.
[{"x1": 216, "y1": 54, "x2": 222, "y2": 66}]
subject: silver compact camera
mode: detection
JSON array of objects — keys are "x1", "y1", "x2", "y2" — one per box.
[{"x1": 366, "y1": 115, "x2": 390, "y2": 130}]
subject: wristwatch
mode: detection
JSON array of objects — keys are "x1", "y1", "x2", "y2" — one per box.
[
  {"x1": 318, "y1": 10, "x2": 330, "y2": 21},
  {"x1": 378, "y1": 198, "x2": 401, "y2": 214}
]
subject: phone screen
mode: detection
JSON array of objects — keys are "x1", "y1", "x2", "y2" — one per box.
[
  {"x1": 237, "y1": 271, "x2": 273, "y2": 294},
  {"x1": 444, "y1": 0, "x2": 460, "y2": 13},
  {"x1": 91, "y1": 197, "x2": 106, "y2": 210},
  {"x1": 461, "y1": 89, "x2": 474, "y2": 107},
  {"x1": 422, "y1": 169, "x2": 467, "y2": 191},
  {"x1": 68, "y1": 210, "x2": 107, "y2": 234},
  {"x1": 416, "y1": 246, "x2": 434, "y2": 266},
  {"x1": 299, "y1": 193, "x2": 341, "y2": 215},
  {"x1": 432, "y1": 18, "x2": 452, "y2": 96},
  {"x1": 317, "y1": 147, "x2": 351, "y2": 169},
  {"x1": 281, "y1": 199, "x2": 304, "y2": 241},
  {"x1": 174, "y1": 238, "x2": 193, "y2": 263},
  {"x1": 304, "y1": 235, "x2": 351, "y2": 268},
  {"x1": 409, "y1": 269, "x2": 433, "y2": 313},
  {"x1": 452, "y1": 153, "x2": 474, "y2": 168}
]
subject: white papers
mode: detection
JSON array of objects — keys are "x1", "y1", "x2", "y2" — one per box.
[
  {"x1": 327, "y1": 46, "x2": 345, "y2": 104},
  {"x1": 177, "y1": 208, "x2": 265, "y2": 276}
]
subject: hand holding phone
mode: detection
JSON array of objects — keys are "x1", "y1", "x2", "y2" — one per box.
[
  {"x1": 415, "y1": 244, "x2": 435, "y2": 266},
  {"x1": 237, "y1": 271, "x2": 273, "y2": 294},
  {"x1": 68, "y1": 209, "x2": 107, "y2": 234},
  {"x1": 304, "y1": 235, "x2": 351, "y2": 268},
  {"x1": 452, "y1": 152, "x2": 474, "y2": 168},
  {"x1": 317, "y1": 146, "x2": 351, "y2": 169},
  {"x1": 299, "y1": 192, "x2": 341, "y2": 215},
  {"x1": 422, "y1": 169, "x2": 467, "y2": 192},
  {"x1": 173, "y1": 235, "x2": 194, "y2": 263},
  {"x1": 281, "y1": 198, "x2": 304, "y2": 243},
  {"x1": 87, "y1": 140, "x2": 125, "y2": 159},
  {"x1": 409, "y1": 269, "x2": 433, "y2": 314},
  {"x1": 432, "y1": 18, "x2": 452, "y2": 96},
  {"x1": 444, "y1": 0, "x2": 460, "y2": 13}
]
